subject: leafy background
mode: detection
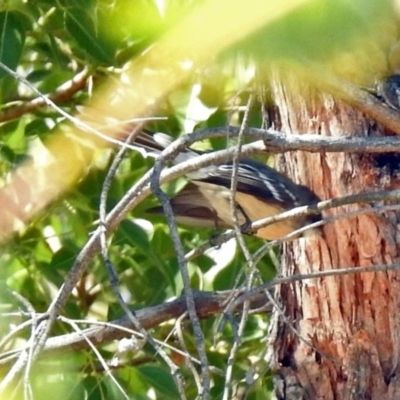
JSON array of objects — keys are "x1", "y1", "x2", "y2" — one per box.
[{"x1": 0, "y1": 0, "x2": 396, "y2": 398}]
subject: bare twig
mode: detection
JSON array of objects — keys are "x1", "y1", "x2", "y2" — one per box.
[
  {"x1": 3, "y1": 259, "x2": 400, "y2": 367},
  {"x1": 150, "y1": 147, "x2": 207, "y2": 399},
  {"x1": 0, "y1": 68, "x2": 91, "y2": 123},
  {"x1": 41, "y1": 133, "x2": 400, "y2": 355},
  {"x1": 224, "y1": 94, "x2": 256, "y2": 400},
  {"x1": 64, "y1": 319, "x2": 129, "y2": 400},
  {"x1": 99, "y1": 125, "x2": 186, "y2": 397},
  {"x1": 16, "y1": 120, "x2": 400, "y2": 387},
  {"x1": 0, "y1": 289, "x2": 271, "y2": 366},
  {"x1": 0, "y1": 285, "x2": 37, "y2": 397},
  {"x1": 181, "y1": 126, "x2": 400, "y2": 153},
  {"x1": 236, "y1": 262, "x2": 400, "y2": 310},
  {"x1": 174, "y1": 314, "x2": 200, "y2": 393},
  {"x1": 0, "y1": 62, "x2": 158, "y2": 150},
  {"x1": 185, "y1": 189, "x2": 400, "y2": 261}
]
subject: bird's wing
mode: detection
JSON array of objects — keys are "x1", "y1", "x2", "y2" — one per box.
[{"x1": 190, "y1": 159, "x2": 320, "y2": 208}]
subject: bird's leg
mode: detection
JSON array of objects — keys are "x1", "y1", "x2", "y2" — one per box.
[{"x1": 234, "y1": 202, "x2": 254, "y2": 235}]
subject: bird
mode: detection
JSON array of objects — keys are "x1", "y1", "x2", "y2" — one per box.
[
  {"x1": 134, "y1": 130, "x2": 322, "y2": 240},
  {"x1": 378, "y1": 74, "x2": 400, "y2": 110}
]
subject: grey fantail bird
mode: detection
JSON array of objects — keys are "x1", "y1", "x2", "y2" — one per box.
[{"x1": 135, "y1": 131, "x2": 321, "y2": 240}]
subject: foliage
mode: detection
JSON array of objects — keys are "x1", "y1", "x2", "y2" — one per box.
[{"x1": 0, "y1": 0, "x2": 395, "y2": 399}]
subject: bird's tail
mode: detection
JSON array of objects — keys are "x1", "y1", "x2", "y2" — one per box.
[
  {"x1": 132, "y1": 130, "x2": 198, "y2": 165},
  {"x1": 130, "y1": 130, "x2": 174, "y2": 157}
]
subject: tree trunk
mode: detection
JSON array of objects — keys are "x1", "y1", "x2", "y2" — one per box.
[{"x1": 267, "y1": 73, "x2": 400, "y2": 399}]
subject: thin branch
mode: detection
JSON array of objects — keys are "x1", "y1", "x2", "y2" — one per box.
[
  {"x1": 185, "y1": 189, "x2": 400, "y2": 261},
  {"x1": 224, "y1": 94, "x2": 256, "y2": 400},
  {"x1": 182, "y1": 126, "x2": 400, "y2": 153},
  {"x1": 174, "y1": 315, "x2": 200, "y2": 393},
  {"x1": 252, "y1": 203, "x2": 400, "y2": 266},
  {"x1": 150, "y1": 147, "x2": 207, "y2": 399},
  {"x1": 64, "y1": 319, "x2": 129, "y2": 400},
  {"x1": 3, "y1": 259, "x2": 400, "y2": 367},
  {"x1": 234, "y1": 262, "x2": 400, "y2": 312},
  {"x1": 100, "y1": 127, "x2": 187, "y2": 398},
  {"x1": 61, "y1": 318, "x2": 210, "y2": 374},
  {"x1": 0, "y1": 62, "x2": 159, "y2": 151},
  {"x1": 41, "y1": 131, "x2": 400, "y2": 345},
  {"x1": 0, "y1": 289, "x2": 271, "y2": 366},
  {"x1": 0, "y1": 68, "x2": 91, "y2": 123},
  {"x1": 24, "y1": 105, "x2": 400, "y2": 379},
  {"x1": 0, "y1": 285, "x2": 37, "y2": 396}
]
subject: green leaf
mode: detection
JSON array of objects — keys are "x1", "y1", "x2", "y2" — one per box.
[
  {"x1": 83, "y1": 376, "x2": 108, "y2": 400},
  {"x1": 0, "y1": 144, "x2": 29, "y2": 166},
  {"x1": 64, "y1": 2, "x2": 115, "y2": 64},
  {"x1": 47, "y1": 246, "x2": 80, "y2": 286},
  {"x1": 0, "y1": 11, "x2": 26, "y2": 80},
  {"x1": 25, "y1": 119, "x2": 50, "y2": 137},
  {"x1": 0, "y1": 144, "x2": 18, "y2": 164},
  {"x1": 49, "y1": 246, "x2": 79, "y2": 272},
  {"x1": 137, "y1": 365, "x2": 179, "y2": 399},
  {"x1": 119, "y1": 219, "x2": 151, "y2": 251}
]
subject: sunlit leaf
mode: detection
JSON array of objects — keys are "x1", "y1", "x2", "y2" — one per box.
[{"x1": 228, "y1": 0, "x2": 393, "y2": 79}]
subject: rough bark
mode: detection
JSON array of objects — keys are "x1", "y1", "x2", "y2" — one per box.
[{"x1": 267, "y1": 74, "x2": 400, "y2": 399}]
